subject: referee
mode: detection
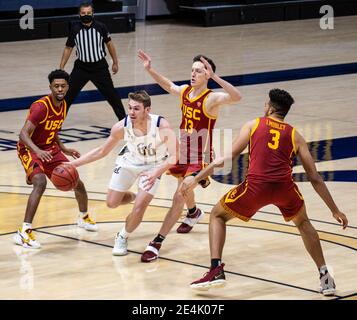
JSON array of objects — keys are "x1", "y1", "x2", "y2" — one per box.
[{"x1": 59, "y1": 1, "x2": 126, "y2": 120}]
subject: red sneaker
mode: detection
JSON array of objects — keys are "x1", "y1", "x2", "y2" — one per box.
[
  {"x1": 177, "y1": 208, "x2": 204, "y2": 233},
  {"x1": 141, "y1": 241, "x2": 161, "y2": 263},
  {"x1": 190, "y1": 263, "x2": 226, "y2": 291}
]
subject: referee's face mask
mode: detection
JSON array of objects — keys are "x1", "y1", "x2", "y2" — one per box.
[{"x1": 80, "y1": 14, "x2": 93, "y2": 24}]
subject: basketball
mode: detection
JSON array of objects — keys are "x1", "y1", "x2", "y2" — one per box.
[{"x1": 51, "y1": 163, "x2": 79, "y2": 191}]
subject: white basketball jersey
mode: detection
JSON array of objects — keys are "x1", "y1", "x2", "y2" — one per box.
[{"x1": 122, "y1": 114, "x2": 168, "y2": 165}]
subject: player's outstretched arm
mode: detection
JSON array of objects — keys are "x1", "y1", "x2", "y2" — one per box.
[
  {"x1": 200, "y1": 56, "x2": 242, "y2": 110},
  {"x1": 71, "y1": 120, "x2": 124, "y2": 168},
  {"x1": 181, "y1": 120, "x2": 253, "y2": 195},
  {"x1": 295, "y1": 130, "x2": 348, "y2": 229},
  {"x1": 137, "y1": 49, "x2": 185, "y2": 96}
]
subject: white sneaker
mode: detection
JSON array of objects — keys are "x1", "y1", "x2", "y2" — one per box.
[
  {"x1": 319, "y1": 269, "x2": 336, "y2": 296},
  {"x1": 77, "y1": 214, "x2": 98, "y2": 232},
  {"x1": 112, "y1": 234, "x2": 128, "y2": 256},
  {"x1": 13, "y1": 228, "x2": 41, "y2": 249}
]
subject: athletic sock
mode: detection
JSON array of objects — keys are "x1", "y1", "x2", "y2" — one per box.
[
  {"x1": 22, "y1": 222, "x2": 32, "y2": 232},
  {"x1": 211, "y1": 259, "x2": 222, "y2": 269},
  {"x1": 153, "y1": 234, "x2": 165, "y2": 243},
  {"x1": 119, "y1": 228, "x2": 130, "y2": 240},
  {"x1": 79, "y1": 211, "x2": 88, "y2": 219},
  {"x1": 188, "y1": 206, "x2": 197, "y2": 217},
  {"x1": 319, "y1": 265, "x2": 328, "y2": 275}
]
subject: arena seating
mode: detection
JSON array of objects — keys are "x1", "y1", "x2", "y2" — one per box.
[
  {"x1": 178, "y1": 0, "x2": 357, "y2": 26},
  {"x1": 0, "y1": 0, "x2": 135, "y2": 42}
]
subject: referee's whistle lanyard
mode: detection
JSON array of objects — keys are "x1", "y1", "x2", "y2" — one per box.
[{"x1": 79, "y1": 14, "x2": 94, "y2": 24}]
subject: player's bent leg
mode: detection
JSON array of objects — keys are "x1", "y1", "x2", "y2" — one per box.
[
  {"x1": 190, "y1": 202, "x2": 232, "y2": 290},
  {"x1": 159, "y1": 190, "x2": 186, "y2": 237},
  {"x1": 14, "y1": 173, "x2": 46, "y2": 249},
  {"x1": 177, "y1": 176, "x2": 205, "y2": 234},
  {"x1": 209, "y1": 202, "x2": 234, "y2": 259},
  {"x1": 126, "y1": 189, "x2": 154, "y2": 233},
  {"x1": 74, "y1": 179, "x2": 88, "y2": 212},
  {"x1": 141, "y1": 190, "x2": 185, "y2": 263},
  {"x1": 75, "y1": 179, "x2": 98, "y2": 232},
  {"x1": 113, "y1": 190, "x2": 153, "y2": 256},
  {"x1": 106, "y1": 189, "x2": 136, "y2": 208},
  {"x1": 292, "y1": 204, "x2": 336, "y2": 296},
  {"x1": 24, "y1": 173, "x2": 47, "y2": 223}
]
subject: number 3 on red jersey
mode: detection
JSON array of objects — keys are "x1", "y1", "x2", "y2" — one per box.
[{"x1": 268, "y1": 129, "x2": 280, "y2": 150}]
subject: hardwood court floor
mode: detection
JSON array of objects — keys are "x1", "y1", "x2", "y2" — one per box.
[
  {"x1": 0, "y1": 193, "x2": 356, "y2": 300},
  {"x1": 0, "y1": 16, "x2": 356, "y2": 300}
]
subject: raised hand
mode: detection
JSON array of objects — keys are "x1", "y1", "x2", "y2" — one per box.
[
  {"x1": 200, "y1": 56, "x2": 214, "y2": 79},
  {"x1": 138, "y1": 49, "x2": 152, "y2": 70}
]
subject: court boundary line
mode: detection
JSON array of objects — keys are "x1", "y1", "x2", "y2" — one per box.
[
  {"x1": 1, "y1": 192, "x2": 356, "y2": 249},
  {"x1": 3, "y1": 219, "x2": 356, "y2": 250},
  {"x1": 1, "y1": 187, "x2": 356, "y2": 230},
  {"x1": 335, "y1": 292, "x2": 357, "y2": 300}
]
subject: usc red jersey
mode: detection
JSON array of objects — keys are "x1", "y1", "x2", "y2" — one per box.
[
  {"x1": 17, "y1": 95, "x2": 67, "y2": 150},
  {"x1": 220, "y1": 116, "x2": 303, "y2": 222},
  {"x1": 247, "y1": 116, "x2": 296, "y2": 182},
  {"x1": 179, "y1": 85, "x2": 216, "y2": 164}
]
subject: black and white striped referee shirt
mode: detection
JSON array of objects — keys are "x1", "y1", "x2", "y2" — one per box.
[{"x1": 65, "y1": 20, "x2": 111, "y2": 63}]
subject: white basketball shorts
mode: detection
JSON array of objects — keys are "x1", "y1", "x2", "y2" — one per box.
[{"x1": 108, "y1": 156, "x2": 162, "y2": 196}]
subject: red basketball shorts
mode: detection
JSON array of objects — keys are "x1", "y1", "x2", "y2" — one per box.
[
  {"x1": 167, "y1": 162, "x2": 210, "y2": 187},
  {"x1": 220, "y1": 178, "x2": 304, "y2": 222},
  {"x1": 17, "y1": 144, "x2": 69, "y2": 184}
]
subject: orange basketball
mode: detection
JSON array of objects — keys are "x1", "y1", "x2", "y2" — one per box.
[{"x1": 51, "y1": 163, "x2": 79, "y2": 191}]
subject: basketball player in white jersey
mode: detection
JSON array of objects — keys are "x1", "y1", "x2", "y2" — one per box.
[{"x1": 71, "y1": 91, "x2": 178, "y2": 255}]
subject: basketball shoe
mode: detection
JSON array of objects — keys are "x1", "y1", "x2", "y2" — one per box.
[
  {"x1": 13, "y1": 228, "x2": 41, "y2": 249},
  {"x1": 141, "y1": 241, "x2": 161, "y2": 262},
  {"x1": 190, "y1": 264, "x2": 226, "y2": 291},
  {"x1": 319, "y1": 268, "x2": 336, "y2": 296},
  {"x1": 177, "y1": 208, "x2": 205, "y2": 233},
  {"x1": 77, "y1": 214, "x2": 98, "y2": 232},
  {"x1": 112, "y1": 234, "x2": 128, "y2": 256}
]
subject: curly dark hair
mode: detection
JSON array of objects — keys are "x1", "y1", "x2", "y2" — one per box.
[
  {"x1": 48, "y1": 69, "x2": 70, "y2": 84},
  {"x1": 193, "y1": 55, "x2": 216, "y2": 73},
  {"x1": 268, "y1": 88, "x2": 295, "y2": 117}
]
